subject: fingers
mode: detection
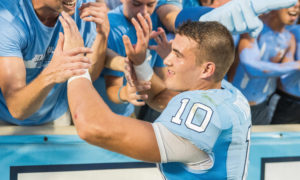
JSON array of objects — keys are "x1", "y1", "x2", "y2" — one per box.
[
  {"x1": 148, "y1": 45, "x2": 158, "y2": 51},
  {"x1": 80, "y1": 7, "x2": 106, "y2": 22},
  {"x1": 63, "y1": 56, "x2": 92, "y2": 71},
  {"x1": 124, "y1": 58, "x2": 137, "y2": 86},
  {"x1": 79, "y1": 2, "x2": 108, "y2": 23},
  {"x1": 80, "y1": 2, "x2": 106, "y2": 10},
  {"x1": 154, "y1": 35, "x2": 162, "y2": 45},
  {"x1": 67, "y1": 55, "x2": 91, "y2": 65},
  {"x1": 132, "y1": 17, "x2": 146, "y2": 47},
  {"x1": 126, "y1": 82, "x2": 151, "y2": 106},
  {"x1": 137, "y1": 13, "x2": 150, "y2": 39},
  {"x1": 128, "y1": 92, "x2": 148, "y2": 106},
  {"x1": 63, "y1": 11, "x2": 78, "y2": 33},
  {"x1": 123, "y1": 35, "x2": 135, "y2": 58},
  {"x1": 135, "y1": 81, "x2": 151, "y2": 92},
  {"x1": 157, "y1": 27, "x2": 168, "y2": 43},
  {"x1": 65, "y1": 47, "x2": 93, "y2": 56},
  {"x1": 59, "y1": 15, "x2": 71, "y2": 36},
  {"x1": 56, "y1": 32, "x2": 65, "y2": 52},
  {"x1": 145, "y1": 13, "x2": 152, "y2": 34},
  {"x1": 60, "y1": 11, "x2": 79, "y2": 36},
  {"x1": 150, "y1": 30, "x2": 160, "y2": 39}
]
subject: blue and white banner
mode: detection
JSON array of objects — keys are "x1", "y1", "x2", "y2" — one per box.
[
  {"x1": 2, "y1": 128, "x2": 300, "y2": 180},
  {"x1": 0, "y1": 135, "x2": 161, "y2": 180}
]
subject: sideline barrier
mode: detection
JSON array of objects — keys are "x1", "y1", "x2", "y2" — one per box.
[{"x1": 1, "y1": 125, "x2": 300, "y2": 180}]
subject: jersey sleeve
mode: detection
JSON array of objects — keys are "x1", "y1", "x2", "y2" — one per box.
[
  {"x1": 154, "y1": 92, "x2": 221, "y2": 154},
  {"x1": 0, "y1": 18, "x2": 25, "y2": 58}
]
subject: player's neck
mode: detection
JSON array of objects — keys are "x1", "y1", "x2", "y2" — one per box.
[
  {"x1": 194, "y1": 80, "x2": 222, "y2": 91},
  {"x1": 32, "y1": 0, "x2": 59, "y2": 27}
]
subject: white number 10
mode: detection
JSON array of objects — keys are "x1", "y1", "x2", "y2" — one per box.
[{"x1": 171, "y1": 99, "x2": 213, "y2": 133}]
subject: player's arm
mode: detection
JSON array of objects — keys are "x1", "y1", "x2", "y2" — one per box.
[
  {"x1": 238, "y1": 34, "x2": 300, "y2": 78},
  {"x1": 68, "y1": 77, "x2": 209, "y2": 164},
  {"x1": 68, "y1": 78, "x2": 161, "y2": 162}
]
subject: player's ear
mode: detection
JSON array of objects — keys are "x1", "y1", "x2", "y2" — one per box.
[{"x1": 199, "y1": 61, "x2": 215, "y2": 79}]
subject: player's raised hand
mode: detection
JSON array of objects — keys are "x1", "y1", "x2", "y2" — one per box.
[
  {"x1": 42, "y1": 33, "x2": 92, "y2": 84},
  {"x1": 123, "y1": 13, "x2": 152, "y2": 65},
  {"x1": 200, "y1": 0, "x2": 298, "y2": 37},
  {"x1": 79, "y1": 0, "x2": 110, "y2": 38},
  {"x1": 149, "y1": 27, "x2": 172, "y2": 59},
  {"x1": 59, "y1": 11, "x2": 84, "y2": 51},
  {"x1": 122, "y1": 80, "x2": 151, "y2": 106}
]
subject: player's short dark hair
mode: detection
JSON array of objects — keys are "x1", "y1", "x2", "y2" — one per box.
[{"x1": 176, "y1": 21, "x2": 235, "y2": 82}]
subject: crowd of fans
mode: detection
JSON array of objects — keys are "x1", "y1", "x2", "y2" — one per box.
[
  {"x1": 0, "y1": 0, "x2": 299, "y2": 126},
  {"x1": 0, "y1": 0, "x2": 299, "y2": 179},
  {"x1": 103, "y1": 0, "x2": 300, "y2": 125}
]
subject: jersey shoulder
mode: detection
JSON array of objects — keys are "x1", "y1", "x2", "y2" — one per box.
[{"x1": 154, "y1": 90, "x2": 227, "y2": 153}]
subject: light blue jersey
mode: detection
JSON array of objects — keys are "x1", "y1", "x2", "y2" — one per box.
[
  {"x1": 280, "y1": 25, "x2": 300, "y2": 97},
  {"x1": 155, "y1": 80, "x2": 251, "y2": 179},
  {"x1": 0, "y1": 0, "x2": 96, "y2": 125},
  {"x1": 94, "y1": 5, "x2": 170, "y2": 116},
  {"x1": 232, "y1": 25, "x2": 299, "y2": 104}
]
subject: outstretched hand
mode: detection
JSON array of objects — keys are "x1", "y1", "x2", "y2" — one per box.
[
  {"x1": 79, "y1": 0, "x2": 110, "y2": 38},
  {"x1": 123, "y1": 58, "x2": 151, "y2": 106},
  {"x1": 123, "y1": 13, "x2": 152, "y2": 65},
  {"x1": 43, "y1": 33, "x2": 92, "y2": 84},
  {"x1": 123, "y1": 80, "x2": 151, "y2": 106},
  {"x1": 149, "y1": 27, "x2": 172, "y2": 59},
  {"x1": 41, "y1": 11, "x2": 93, "y2": 84},
  {"x1": 59, "y1": 11, "x2": 84, "y2": 51}
]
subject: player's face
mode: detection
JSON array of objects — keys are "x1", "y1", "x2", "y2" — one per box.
[
  {"x1": 164, "y1": 35, "x2": 203, "y2": 92},
  {"x1": 200, "y1": 0, "x2": 231, "y2": 8},
  {"x1": 122, "y1": 0, "x2": 157, "y2": 20},
  {"x1": 278, "y1": 2, "x2": 300, "y2": 25},
  {"x1": 42, "y1": 0, "x2": 77, "y2": 15}
]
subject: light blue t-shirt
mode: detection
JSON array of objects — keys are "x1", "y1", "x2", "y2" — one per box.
[
  {"x1": 155, "y1": 80, "x2": 251, "y2": 179},
  {"x1": 94, "y1": 5, "x2": 168, "y2": 116},
  {"x1": 182, "y1": 0, "x2": 200, "y2": 8},
  {"x1": 232, "y1": 25, "x2": 299, "y2": 104},
  {"x1": 280, "y1": 25, "x2": 300, "y2": 97},
  {"x1": 157, "y1": 0, "x2": 183, "y2": 8},
  {"x1": 0, "y1": 0, "x2": 96, "y2": 125}
]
